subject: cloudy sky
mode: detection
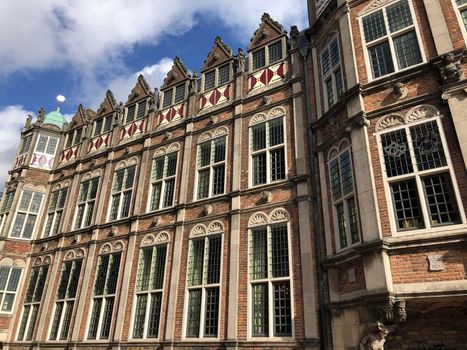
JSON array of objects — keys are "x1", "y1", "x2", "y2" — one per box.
[{"x1": 0, "y1": 0, "x2": 308, "y2": 189}]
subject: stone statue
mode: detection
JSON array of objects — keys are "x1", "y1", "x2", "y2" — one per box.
[
  {"x1": 148, "y1": 89, "x2": 159, "y2": 112},
  {"x1": 358, "y1": 322, "x2": 392, "y2": 350},
  {"x1": 115, "y1": 102, "x2": 125, "y2": 124},
  {"x1": 439, "y1": 52, "x2": 462, "y2": 83},
  {"x1": 236, "y1": 48, "x2": 245, "y2": 72}
]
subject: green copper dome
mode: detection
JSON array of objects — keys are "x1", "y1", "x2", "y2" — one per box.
[{"x1": 43, "y1": 108, "x2": 67, "y2": 129}]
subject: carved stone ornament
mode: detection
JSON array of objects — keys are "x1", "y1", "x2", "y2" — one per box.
[
  {"x1": 202, "y1": 204, "x2": 213, "y2": 216},
  {"x1": 235, "y1": 48, "x2": 246, "y2": 72},
  {"x1": 392, "y1": 82, "x2": 408, "y2": 99},
  {"x1": 113, "y1": 241, "x2": 124, "y2": 251},
  {"x1": 262, "y1": 95, "x2": 272, "y2": 105},
  {"x1": 357, "y1": 322, "x2": 393, "y2": 350},
  {"x1": 438, "y1": 52, "x2": 463, "y2": 83},
  {"x1": 152, "y1": 216, "x2": 160, "y2": 226},
  {"x1": 269, "y1": 208, "x2": 290, "y2": 223},
  {"x1": 248, "y1": 212, "x2": 268, "y2": 227},
  {"x1": 155, "y1": 231, "x2": 170, "y2": 243},
  {"x1": 164, "y1": 131, "x2": 172, "y2": 140},
  {"x1": 142, "y1": 233, "x2": 156, "y2": 246},
  {"x1": 375, "y1": 115, "x2": 404, "y2": 132},
  {"x1": 210, "y1": 115, "x2": 218, "y2": 125},
  {"x1": 260, "y1": 191, "x2": 273, "y2": 203},
  {"x1": 428, "y1": 254, "x2": 445, "y2": 271},
  {"x1": 289, "y1": 25, "x2": 299, "y2": 48},
  {"x1": 109, "y1": 226, "x2": 119, "y2": 237},
  {"x1": 207, "y1": 221, "x2": 224, "y2": 234},
  {"x1": 191, "y1": 224, "x2": 207, "y2": 237}
]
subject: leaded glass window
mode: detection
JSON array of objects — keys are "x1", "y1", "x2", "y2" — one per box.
[
  {"x1": 0, "y1": 266, "x2": 22, "y2": 313},
  {"x1": 49, "y1": 258, "x2": 82, "y2": 340},
  {"x1": 87, "y1": 252, "x2": 121, "y2": 340},
  {"x1": 17, "y1": 264, "x2": 49, "y2": 340},
  {"x1": 0, "y1": 191, "x2": 15, "y2": 235},
  {"x1": 249, "y1": 223, "x2": 292, "y2": 337},
  {"x1": 196, "y1": 136, "x2": 226, "y2": 199},
  {"x1": 252, "y1": 48, "x2": 266, "y2": 70},
  {"x1": 10, "y1": 190, "x2": 44, "y2": 239},
  {"x1": 204, "y1": 70, "x2": 215, "y2": 91},
  {"x1": 186, "y1": 234, "x2": 222, "y2": 338},
  {"x1": 268, "y1": 41, "x2": 283, "y2": 64},
  {"x1": 132, "y1": 243, "x2": 167, "y2": 339},
  {"x1": 218, "y1": 63, "x2": 231, "y2": 85},
  {"x1": 94, "y1": 116, "x2": 113, "y2": 136},
  {"x1": 34, "y1": 135, "x2": 59, "y2": 156},
  {"x1": 149, "y1": 152, "x2": 177, "y2": 211},
  {"x1": 379, "y1": 118, "x2": 461, "y2": 232},
  {"x1": 203, "y1": 63, "x2": 231, "y2": 92},
  {"x1": 250, "y1": 117, "x2": 286, "y2": 186},
  {"x1": 321, "y1": 35, "x2": 344, "y2": 111},
  {"x1": 109, "y1": 166, "x2": 136, "y2": 221},
  {"x1": 361, "y1": 0, "x2": 423, "y2": 79},
  {"x1": 75, "y1": 177, "x2": 99, "y2": 229},
  {"x1": 162, "y1": 89, "x2": 173, "y2": 108},
  {"x1": 328, "y1": 147, "x2": 360, "y2": 250},
  {"x1": 251, "y1": 40, "x2": 283, "y2": 71},
  {"x1": 174, "y1": 83, "x2": 185, "y2": 104},
  {"x1": 125, "y1": 100, "x2": 147, "y2": 123},
  {"x1": 65, "y1": 128, "x2": 83, "y2": 148},
  {"x1": 19, "y1": 135, "x2": 32, "y2": 155},
  {"x1": 44, "y1": 187, "x2": 68, "y2": 237}
]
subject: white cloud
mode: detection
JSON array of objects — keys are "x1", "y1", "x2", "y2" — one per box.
[{"x1": 0, "y1": 106, "x2": 32, "y2": 192}]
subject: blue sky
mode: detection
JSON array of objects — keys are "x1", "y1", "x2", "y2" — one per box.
[{"x1": 0, "y1": 0, "x2": 308, "y2": 189}]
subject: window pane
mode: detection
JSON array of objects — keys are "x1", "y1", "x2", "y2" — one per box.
[
  {"x1": 84, "y1": 202, "x2": 94, "y2": 227},
  {"x1": 100, "y1": 297, "x2": 114, "y2": 338},
  {"x1": 253, "y1": 153, "x2": 267, "y2": 185},
  {"x1": 7, "y1": 268, "x2": 22, "y2": 291},
  {"x1": 57, "y1": 261, "x2": 72, "y2": 299},
  {"x1": 30, "y1": 193, "x2": 43, "y2": 213},
  {"x1": 150, "y1": 183, "x2": 162, "y2": 211},
  {"x1": 132, "y1": 294, "x2": 147, "y2": 338},
  {"x1": 186, "y1": 289, "x2": 202, "y2": 337},
  {"x1": 19, "y1": 190, "x2": 32, "y2": 211},
  {"x1": 250, "y1": 228, "x2": 267, "y2": 280},
  {"x1": 197, "y1": 169, "x2": 210, "y2": 199},
  {"x1": 335, "y1": 69, "x2": 344, "y2": 97},
  {"x1": 163, "y1": 179, "x2": 175, "y2": 207},
  {"x1": 326, "y1": 78, "x2": 334, "y2": 107},
  {"x1": 162, "y1": 89, "x2": 173, "y2": 108},
  {"x1": 410, "y1": 121, "x2": 446, "y2": 170},
  {"x1": 271, "y1": 225, "x2": 289, "y2": 278},
  {"x1": 121, "y1": 191, "x2": 132, "y2": 218},
  {"x1": 204, "y1": 70, "x2": 215, "y2": 90},
  {"x1": 0, "y1": 267, "x2": 8, "y2": 289},
  {"x1": 336, "y1": 204, "x2": 347, "y2": 248},
  {"x1": 198, "y1": 142, "x2": 212, "y2": 167},
  {"x1": 461, "y1": 9, "x2": 467, "y2": 31},
  {"x1": 35, "y1": 135, "x2": 48, "y2": 153},
  {"x1": 87, "y1": 299, "x2": 102, "y2": 339},
  {"x1": 109, "y1": 195, "x2": 120, "y2": 220},
  {"x1": 391, "y1": 180, "x2": 424, "y2": 230},
  {"x1": 214, "y1": 137, "x2": 226, "y2": 163},
  {"x1": 269, "y1": 118, "x2": 284, "y2": 146},
  {"x1": 94, "y1": 255, "x2": 109, "y2": 296},
  {"x1": 252, "y1": 124, "x2": 266, "y2": 151},
  {"x1": 113, "y1": 170, "x2": 124, "y2": 192},
  {"x1": 329, "y1": 38, "x2": 340, "y2": 67},
  {"x1": 67, "y1": 260, "x2": 82, "y2": 298},
  {"x1": 46, "y1": 137, "x2": 58, "y2": 155},
  {"x1": 252, "y1": 48, "x2": 266, "y2": 70},
  {"x1": 103, "y1": 116, "x2": 113, "y2": 132},
  {"x1": 59, "y1": 301, "x2": 74, "y2": 340},
  {"x1": 252, "y1": 283, "x2": 268, "y2": 336},
  {"x1": 393, "y1": 31, "x2": 422, "y2": 69},
  {"x1": 147, "y1": 292, "x2": 163, "y2": 337},
  {"x1": 50, "y1": 302, "x2": 63, "y2": 339},
  {"x1": 126, "y1": 105, "x2": 136, "y2": 123},
  {"x1": 212, "y1": 165, "x2": 225, "y2": 196},
  {"x1": 136, "y1": 248, "x2": 152, "y2": 292},
  {"x1": 17, "y1": 305, "x2": 31, "y2": 340},
  {"x1": 137, "y1": 100, "x2": 146, "y2": 119},
  {"x1": 174, "y1": 84, "x2": 185, "y2": 104},
  {"x1": 348, "y1": 197, "x2": 360, "y2": 244},
  {"x1": 340, "y1": 150, "x2": 353, "y2": 195},
  {"x1": 188, "y1": 240, "x2": 204, "y2": 286},
  {"x1": 204, "y1": 288, "x2": 219, "y2": 337},
  {"x1": 26, "y1": 304, "x2": 39, "y2": 340},
  {"x1": 152, "y1": 245, "x2": 167, "y2": 290},
  {"x1": 270, "y1": 148, "x2": 285, "y2": 181},
  {"x1": 368, "y1": 41, "x2": 395, "y2": 78},
  {"x1": 19, "y1": 135, "x2": 32, "y2": 154},
  {"x1": 124, "y1": 166, "x2": 136, "y2": 189},
  {"x1": 11, "y1": 213, "x2": 26, "y2": 237},
  {"x1": 166, "y1": 153, "x2": 178, "y2": 176},
  {"x1": 94, "y1": 119, "x2": 104, "y2": 136},
  {"x1": 362, "y1": 10, "x2": 386, "y2": 42},
  {"x1": 321, "y1": 50, "x2": 331, "y2": 76},
  {"x1": 23, "y1": 214, "x2": 37, "y2": 239},
  {"x1": 105, "y1": 253, "x2": 121, "y2": 295},
  {"x1": 206, "y1": 236, "x2": 221, "y2": 284},
  {"x1": 268, "y1": 41, "x2": 283, "y2": 64},
  {"x1": 422, "y1": 174, "x2": 459, "y2": 226},
  {"x1": 273, "y1": 282, "x2": 292, "y2": 336},
  {"x1": 1, "y1": 293, "x2": 15, "y2": 312},
  {"x1": 381, "y1": 129, "x2": 413, "y2": 177},
  {"x1": 218, "y1": 64, "x2": 230, "y2": 85},
  {"x1": 387, "y1": 0, "x2": 413, "y2": 32},
  {"x1": 74, "y1": 128, "x2": 83, "y2": 145},
  {"x1": 33, "y1": 266, "x2": 48, "y2": 302}
]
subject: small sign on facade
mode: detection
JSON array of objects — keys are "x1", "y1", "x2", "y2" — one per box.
[{"x1": 428, "y1": 254, "x2": 445, "y2": 271}]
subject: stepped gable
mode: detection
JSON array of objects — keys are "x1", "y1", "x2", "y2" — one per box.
[
  {"x1": 68, "y1": 104, "x2": 92, "y2": 129},
  {"x1": 96, "y1": 90, "x2": 117, "y2": 116},
  {"x1": 126, "y1": 74, "x2": 151, "y2": 104},
  {"x1": 201, "y1": 36, "x2": 234, "y2": 72},
  {"x1": 161, "y1": 56, "x2": 190, "y2": 89},
  {"x1": 248, "y1": 13, "x2": 287, "y2": 51}
]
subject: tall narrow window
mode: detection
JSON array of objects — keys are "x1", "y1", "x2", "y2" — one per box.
[
  {"x1": 203, "y1": 63, "x2": 231, "y2": 92},
  {"x1": 17, "y1": 264, "x2": 49, "y2": 340},
  {"x1": 35, "y1": 135, "x2": 59, "y2": 157},
  {"x1": 379, "y1": 117, "x2": 461, "y2": 232},
  {"x1": 186, "y1": 234, "x2": 222, "y2": 338},
  {"x1": 74, "y1": 177, "x2": 99, "y2": 229},
  {"x1": 0, "y1": 191, "x2": 15, "y2": 235},
  {"x1": 87, "y1": 252, "x2": 121, "y2": 340},
  {"x1": 149, "y1": 152, "x2": 177, "y2": 211},
  {"x1": 49, "y1": 258, "x2": 82, "y2": 340},
  {"x1": 132, "y1": 241, "x2": 167, "y2": 339},
  {"x1": 249, "y1": 223, "x2": 292, "y2": 337},
  {"x1": 44, "y1": 187, "x2": 68, "y2": 237},
  {"x1": 197, "y1": 136, "x2": 226, "y2": 199},
  {"x1": 328, "y1": 147, "x2": 360, "y2": 250},
  {"x1": 10, "y1": 190, "x2": 44, "y2": 239},
  {"x1": 19, "y1": 135, "x2": 33, "y2": 155},
  {"x1": 250, "y1": 117, "x2": 286, "y2": 186},
  {"x1": 321, "y1": 36, "x2": 344, "y2": 110},
  {"x1": 109, "y1": 166, "x2": 136, "y2": 221},
  {"x1": 0, "y1": 266, "x2": 22, "y2": 313},
  {"x1": 174, "y1": 84, "x2": 186, "y2": 104},
  {"x1": 361, "y1": 0, "x2": 423, "y2": 79},
  {"x1": 126, "y1": 100, "x2": 147, "y2": 124}
]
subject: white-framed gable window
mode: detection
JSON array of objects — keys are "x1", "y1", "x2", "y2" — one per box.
[
  {"x1": 196, "y1": 131, "x2": 227, "y2": 200},
  {"x1": 360, "y1": 0, "x2": 424, "y2": 79},
  {"x1": 0, "y1": 191, "x2": 15, "y2": 235},
  {"x1": 328, "y1": 144, "x2": 360, "y2": 250},
  {"x1": 132, "y1": 233, "x2": 169, "y2": 339},
  {"x1": 87, "y1": 243, "x2": 123, "y2": 340},
  {"x1": 35, "y1": 134, "x2": 59, "y2": 157},
  {"x1": 250, "y1": 109, "x2": 287, "y2": 187},
  {"x1": 150, "y1": 150, "x2": 178, "y2": 211},
  {"x1": 377, "y1": 107, "x2": 464, "y2": 233},
  {"x1": 185, "y1": 222, "x2": 223, "y2": 338},
  {"x1": 162, "y1": 83, "x2": 186, "y2": 109},
  {"x1": 65, "y1": 127, "x2": 83, "y2": 148},
  {"x1": 10, "y1": 189, "x2": 44, "y2": 239},
  {"x1": 0, "y1": 264, "x2": 22, "y2": 313},
  {"x1": 321, "y1": 35, "x2": 344, "y2": 111},
  {"x1": 93, "y1": 116, "x2": 113, "y2": 136},
  {"x1": 44, "y1": 187, "x2": 68, "y2": 237},
  {"x1": 203, "y1": 63, "x2": 231, "y2": 91},
  {"x1": 49, "y1": 253, "x2": 83, "y2": 340},
  {"x1": 252, "y1": 40, "x2": 284, "y2": 71},
  {"x1": 109, "y1": 163, "x2": 137, "y2": 221},
  {"x1": 17, "y1": 257, "x2": 50, "y2": 341},
  {"x1": 74, "y1": 177, "x2": 100, "y2": 229},
  {"x1": 248, "y1": 209, "x2": 293, "y2": 338},
  {"x1": 126, "y1": 100, "x2": 147, "y2": 124}
]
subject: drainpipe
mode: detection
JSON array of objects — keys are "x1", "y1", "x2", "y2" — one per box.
[{"x1": 299, "y1": 39, "x2": 328, "y2": 350}]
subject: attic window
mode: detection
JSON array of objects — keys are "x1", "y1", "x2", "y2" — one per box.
[
  {"x1": 174, "y1": 84, "x2": 185, "y2": 104},
  {"x1": 203, "y1": 63, "x2": 231, "y2": 92},
  {"x1": 65, "y1": 128, "x2": 83, "y2": 148},
  {"x1": 18, "y1": 135, "x2": 32, "y2": 155},
  {"x1": 269, "y1": 41, "x2": 283, "y2": 64},
  {"x1": 204, "y1": 71, "x2": 215, "y2": 91},
  {"x1": 125, "y1": 100, "x2": 147, "y2": 124},
  {"x1": 252, "y1": 39, "x2": 283, "y2": 71},
  {"x1": 94, "y1": 116, "x2": 113, "y2": 136},
  {"x1": 162, "y1": 83, "x2": 186, "y2": 109},
  {"x1": 162, "y1": 89, "x2": 173, "y2": 108}
]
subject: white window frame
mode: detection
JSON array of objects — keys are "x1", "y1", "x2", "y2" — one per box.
[
  {"x1": 250, "y1": 38, "x2": 285, "y2": 72},
  {"x1": 93, "y1": 115, "x2": 113, "y2": 136},
  {"x1": 247, "y1": 220, "x2": 294, "y2": 340},
  {"x1": 9, "y1": 189, "x2": 44, "y2": 240},
  {"x1": 359, "y1": 0, "x2": 426, "y2": 81},
  {"x1": 182, "y1": 233, "x2": 223, "y2": 340},
  {"x1": 320, "y1": 34, "x2": 344, "y2": 111},
  {"x1": 148, "y1": 152, "x2": 178, "y2": 211},
  {"x1": 34, "y1": 134, "x2": 59, "y2": 157},
  {"x1": 108, "y1": 165, "x2": 137, "y2": 221},
  {"x1": 0, "y1": 191, "x2": 15, "y2": 235},
  {"x1": 48, "y1": 257, "x2": 83, "y2": 341},
  {"x1": 249, "y1": 115, "x2": 287, "y2": 187},
  {"x1": 195, "y1": 136, "x2": 227, "y2": 200},
  {"x1": 161, "y1": 83, "x2": 186, "y2": 109},
  {"x1": 130, "y1": 239, "x2": 169, "y2": 340},
  {"x1": 125, "y1": 99, "x2": 147, "y2": 124},
  {"x1": 377, "y1": 116, "x2": 466, "y2": 235},
  {"x1": 0, "y1": 265, "x2": 23, "y2": 314},
  {"x1": 327, "y1": 147, "x2": 361, "y2": 251},
  {"x1": 74, "y1": 177, "x2": 100, "y2": 230},
  {"x1": 202, "y1": 62, "x2": 232, "y2": 92},
  {"x1": 43, "y1": 187, "x2": 68, "y2": 237}
]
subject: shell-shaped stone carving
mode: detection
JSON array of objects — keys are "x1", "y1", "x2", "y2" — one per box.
[
  {"x1": 154, "y1": 146, "x2": 166, "y2": 157},
  {"x1": 155, "y1": 231, "x2": 170, "y2": 243},
  {"x1": 338, "y1": 138, "x2": 351, "y2": 151},
  {"x1": 113, "y1": 241, "x2": 124, "y2": 251},
  {"x1": 33, "y1": 257, "x2": 43, "y2": 266},
  {"x1": 190, "y1": 224, "x2": 207, "y2": 237},
  {"x1": 268, "y1": 106, "x2": 286, "y2": 119},
  {"x1": 141, "y1": 233, "x2": 156, "y2": 246},
  {"x1": 248, "y1": 212, "x2": 268, "y2": 227},
  {"x1": 212, "y1": 126, "x2": 228, "y2": 138},
  {"x1": 198, "y1": 131, "x2": 213, "y2": 143},
  {"x1": 64, "y1": 250, "x2": 76, "y2": 260},
  {"x1": 0, "y1": 258, "x2": 13, "y2": 266},
  {"x1": 83, "y1": 169, "x2": 102, "y2": 181},
  {"x1": 269, "y1": 208, "x2": 290, "y2": 223},
  {"x1": 116, "y1": 156, "x2": 138, "y2": 170},
  {"x1": 249, "y1": 113, "x2": 267, "y2": 126},
  {"x1": 167, "y1": 142, "x2": 181, "y2": 153},
  {"x1": 100, "y1": 243, "x2": 112, "y2": 254},
  {"x1": 43, "y1": 255, "x2": 52, "y2": 265},
  {"x1": 375, "y1": 115, "x2": 405, "y2": 132},
  {"x1": 208, "y1": 221, "x2": 224, "y2": 234},
  {"x1": 76, "y1": 248, "x2": 85, "y2": 258},
  {"x1": 405, "y1": 105, "x2": 440, "y2": 123}
]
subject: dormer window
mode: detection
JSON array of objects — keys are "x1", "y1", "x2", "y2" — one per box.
[
  {"x1": 162, "y1": 83, "x2": 186, "y2": 109},
  {"x1": 203, "y1": 63, "x2": 231, "y2": 92},
  {"x1": 125, "y1": 100, "x2": 147, "y2": 124},
  {"x1": 65, "y1": 128, "x2": 83, "y2": 148},
  {"x1": 252, "y1": 40, "x2": 283, "y2": 71},
  {"x1": 93, "y1": 115, "x2": 113, "y2": 136}
]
